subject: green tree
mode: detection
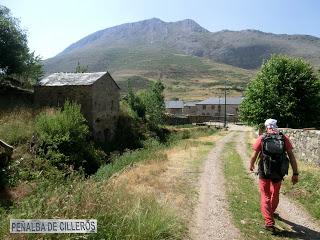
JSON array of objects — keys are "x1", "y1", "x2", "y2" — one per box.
[
  {"x1": 125, "y1": 80, "x2": 165, "y2": 127},
  {"x1": 18, "y1": 52, "x2": 43, "y2": 87},
  {"x1": 0, "y1": 5, "x2": 42, "y2": 83},
  {"x1": 127, "y1": 84, "x2": 146, "y2": 119},
  {"x1": 141, "y1": 80, "x2": 165, "y2": 127},
  {"x1": 240, "y1": 55, "x2": 320, "y2": 128},
  {"x1": 75, "y1": 61, "x2": 88, "y2": 73}
]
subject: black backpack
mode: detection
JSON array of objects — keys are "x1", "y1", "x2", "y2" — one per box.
[{"x1": 261, "y1": 132, "x2": 289, "y2": 179}]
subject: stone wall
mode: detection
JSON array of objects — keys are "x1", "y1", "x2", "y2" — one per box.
[
  {"x1": 0, "y1": 84, "x2": 33, "y2": 110},
  {"x1": 281, "y1": 128, "x2": 320, "y2": 165},
  {"x1": 167, "y1": 108, "x2": 183, "y2": 115},
  {"x1": 34, "y1": 85, "x2": 93, "y2": 123},
  {"x1": 164, "y1": 115, "x2": 190, "y2": 125},
  {"x1": 92, "y1": 74, "x2": 120, "y2": 142},
  {"x1": 165, "y1": 115, "x2": 240, "y2": 125},
  {"x1": 183, "y1": 106, "x2": 197, "y2": 115},
  {"x1": 196, "y1": 104, "x2": 239, "y2": 117}
]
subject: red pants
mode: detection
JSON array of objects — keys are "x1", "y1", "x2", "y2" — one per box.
[{"x1": 259, "y1": 179, "x2": 282, "y2": 226}]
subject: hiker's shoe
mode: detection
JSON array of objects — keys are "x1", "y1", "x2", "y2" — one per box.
[
  {"x1": 273, "y1": 212, "x2": 280, "y2": 219},
  {"x1": 264, "y1": 225, "x2": 280, "y2": 235},
  {"x1": 264, "y1": 225, "x2": 276, "y2": 233}
]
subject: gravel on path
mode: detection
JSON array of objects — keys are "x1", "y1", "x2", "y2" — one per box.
[{"x1": 190, "y1": 132, "x2": 242, "y2": 240}]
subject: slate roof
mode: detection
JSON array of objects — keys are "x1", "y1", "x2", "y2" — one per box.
[
  {"x1": 196, "y1": 97, "x2": 243, "y2": 105},
  {"x1": 38, "y1": 72, "x2": 107, "y2": 86},
  {"x1": 184, "y1": 101, "x2": 199, "y2": 107},
  {"x1": 165, "y1": 100, "x2": 184, "y2": 109}
]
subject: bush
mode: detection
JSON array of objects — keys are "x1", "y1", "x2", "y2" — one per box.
[
  {"x1": 109, "y1": 113, "x2": 144, "y2": 152},
  {"x1": 34, "y1": 101, "x2": 104, "y2": 174},
  {"x1": 103, "y1": 101, "x2": 146, "y2": 153}
]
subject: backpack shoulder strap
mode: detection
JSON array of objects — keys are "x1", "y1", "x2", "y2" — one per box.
[
  {"x1": 276, "y1": 131, "x2": 285, "y2": 141},
  {"x1": 261, "y1": 133, "x2": 268, "y2": 155}
]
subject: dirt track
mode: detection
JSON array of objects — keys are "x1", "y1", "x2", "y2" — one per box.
[
  {"x1": 191, "y1": 126, "x2": 320, "y2": 240},
  {"x1": 190, "y1": 132, "x2": 241, "y2": 240}
]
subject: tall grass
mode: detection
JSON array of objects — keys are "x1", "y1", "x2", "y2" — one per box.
[
  {"x1": 95, "y1": 128, "x2": 216, "y2": 182},
  {"x1": 166, "y1": 127, "x2": 217, "y2": 143},
  {"x1": 281, "y1": 161, "x2": 320, "y2": 220},
  {"x1": 0, "y1": 107, "x2": 35, "y2": 146},
  {"x1": 0, "y1": 127, "x2": 217, "y2": 239},
  {"x1": 0, "y1": 175, "x2": 185, "y2": 239},
  {"x1": 94, "y1": 141, "x2": 167, "y2": 181},
  {"x1": 0, "y1": 107, "x2": 37, "y2": 188}
]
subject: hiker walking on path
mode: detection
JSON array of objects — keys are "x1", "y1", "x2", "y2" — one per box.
[{"x1": 249, "y1": 119, "x2": 299, "y2": 232}]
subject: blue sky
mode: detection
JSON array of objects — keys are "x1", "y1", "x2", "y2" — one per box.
[{"x1": 2, "y1": 0, "x2": 320, "y2": 59}]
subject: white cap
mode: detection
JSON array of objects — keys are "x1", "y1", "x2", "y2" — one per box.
[{"x1": 264, "y1": 118, "x2": 278, "y2": 129}]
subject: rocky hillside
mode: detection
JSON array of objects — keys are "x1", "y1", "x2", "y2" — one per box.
[
  {"x1": 42, "y1": 18, "x2": 320, "y2": 99},
  {"x1": 44, "y1": 18, "x2": 320, "y2": 72}
]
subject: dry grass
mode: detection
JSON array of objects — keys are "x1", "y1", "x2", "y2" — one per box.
[
  {"x1": 111, "y1": 132, "x2": 225, "y2": 225},
  {"x1": 112, "y1": 58, "x2": 254, "y2": 101},
  {"x1": 281, "y1": 159, "x2": 320, "y2": 219},
  {"x1": 0, "y1": 107, "x2": 57, "y2": 147},
  {"x1": 0, "y1": 126, "x2": 221, "y2": 239},
  {"x1": 0, "y1": 108, "x2": 35, "y2": 146},
  {"x1": 1, "y1": 174, "x2": 186, "y2": 239}
]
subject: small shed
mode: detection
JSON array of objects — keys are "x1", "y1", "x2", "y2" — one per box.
[{"x1": 34, "y1": 72, "x2": 120, "y2": 142}]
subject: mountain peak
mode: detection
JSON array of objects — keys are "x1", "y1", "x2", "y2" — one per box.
[
  {"x1": 58, "y1": 18, "x2": 209, "y2": 56},
  {"x1": 133, "y1": 18, "x2": 165, "y2": 26},
  {"x1": 143, "y1": 17, "x2": 164, "y2": 23},
  {"x1": 173, "y1": 19, "x2": 209, "y2": 33},
  {"x1": 51, "y1": 18, "x2": 320, "y2": 71}
]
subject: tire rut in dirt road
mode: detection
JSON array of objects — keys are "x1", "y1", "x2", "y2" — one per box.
[
  {"x1": 236, "y1": 130, "x2": 320, "y2": 239},
  {"x1": 190, "y1": 132, "x2": 242, "y2": 240}
]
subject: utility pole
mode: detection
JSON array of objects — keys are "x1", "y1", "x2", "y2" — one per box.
[
  {"x1": 218, "y1": 96, "x2": 221, "y2": 122},
  {"x1": 224, "y1": 80, "x2": 227, "y2": 128}
]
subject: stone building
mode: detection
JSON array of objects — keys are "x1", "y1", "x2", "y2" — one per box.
[
  {"x1": 165, "y1": 100, "x2": 184, "y2": 115},
  {"x1": 196, "y1": 97, "x2": 242, "y2": 121},
  {"x1": 183, "y1": 101, "x2": 198, "y2": 115},
  {"x1": 34, "y1": 72, "x2": 120, "y2": 142}
]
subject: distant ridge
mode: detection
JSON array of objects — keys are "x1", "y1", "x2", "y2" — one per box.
[
  {"x1": 42, "y1": 18, "x2": 320, "y2": 99},
  {"x1": 44, "y1": 18, "x2": 320, "y2": 72},
  {"x1": 58, "y1": 18, "x2": 209, "y2": 57}
]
